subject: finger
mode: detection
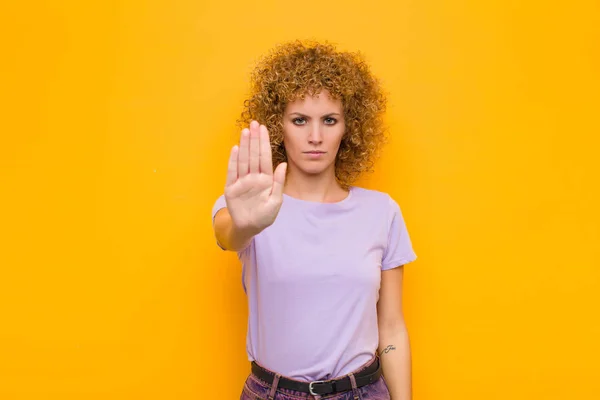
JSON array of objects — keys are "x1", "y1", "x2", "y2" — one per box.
[
  {"x1": 271, "y1": 162, "x2": 287, "y2": 200},
  {"x1": 249, "y1": 120, "x2": 260, "y2": 174},
  {"x1": 238, "y1": 128, "x2": 250, "y2": 177},
  {"x1": 259, "y1": 124, "x2": 273, "y2": 175},
  {"x1": 225, "y1": 145, "x2": 238, "y2": 187}
]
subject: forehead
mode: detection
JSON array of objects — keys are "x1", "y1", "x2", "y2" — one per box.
[{"x1": 285, "y1": 90, "x2": 343, "y2": 114}]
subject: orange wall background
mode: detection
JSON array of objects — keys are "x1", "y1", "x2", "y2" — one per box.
[{"x1": 1, "y1": 1, "x2": 599, "y2": 399}]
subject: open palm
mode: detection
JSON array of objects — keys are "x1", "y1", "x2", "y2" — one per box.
[{"x1": 224, "y1": 120, "x2": 287, "y2": 235}]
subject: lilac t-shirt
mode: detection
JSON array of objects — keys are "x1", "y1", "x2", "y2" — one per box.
[{"x1": 211, "y1": 186, "x2": 416, "y2": 381}]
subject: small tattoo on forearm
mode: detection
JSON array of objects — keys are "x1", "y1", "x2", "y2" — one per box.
[{"x1": 380, "y1": 345, "x2": 396, "y2": 355}]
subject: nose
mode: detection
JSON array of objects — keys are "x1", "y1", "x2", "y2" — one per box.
[{"x1": 308, "y1": 123, "x2": 323, "y2": 145}]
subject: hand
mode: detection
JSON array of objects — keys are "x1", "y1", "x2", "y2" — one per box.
[{"x1": 224, "y1": 120, "x2": 287, "y2": 236}]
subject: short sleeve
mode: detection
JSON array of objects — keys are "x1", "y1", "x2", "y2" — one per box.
[
  {"x1": 211, "y1": 195, "x2": 254, "y2": 258},
  {"x1": 212, "y1": 194, "x2": 227, "y2": 224},
  {"x1": 381, "y1": 196, "x2": 417, "y2": 270},
  {"x1": 211, "y1": 195, "x2": 228, "y2": 250}
]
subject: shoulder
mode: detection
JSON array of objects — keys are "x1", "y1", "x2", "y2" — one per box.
[
  {"x1": 350, "y1": 186, "x2": 405, "y2": 227},
  {"x1": 350, "y1": 186, "x2": 398, "y2": 209}
]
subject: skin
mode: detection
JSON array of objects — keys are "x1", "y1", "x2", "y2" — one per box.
[
  {"x1": 280, "y1": 90, "x2": 348, "y2": 203},
  {"x1": 378, "y1": 266, "x2": 412, "y2": 400},
  {"x1": 213, "y1": 90, "x2": 412, "y2": 400}
]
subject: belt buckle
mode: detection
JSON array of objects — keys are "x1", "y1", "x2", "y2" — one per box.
[{"x1": 309, "y1": 380, "x2": 325, "y2": 396}]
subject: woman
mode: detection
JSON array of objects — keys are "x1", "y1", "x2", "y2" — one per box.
[{"x1": 212, "y1": 40, "x2": 417, "y2": 400}]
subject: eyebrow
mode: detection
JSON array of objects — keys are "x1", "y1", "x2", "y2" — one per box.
[{"x1": 287, "y1": 112, "x2": 342, "y2": 117}]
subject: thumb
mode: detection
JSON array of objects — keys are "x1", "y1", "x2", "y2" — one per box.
[{"x1": 271, "y1": 162, "x2": 287, "y2": 200}]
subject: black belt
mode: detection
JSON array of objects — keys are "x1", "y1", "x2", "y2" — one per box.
[{"x1": 250, "y1": 356, "x2": 382, "y2": 396}]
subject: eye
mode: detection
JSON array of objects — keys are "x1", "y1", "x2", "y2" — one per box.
[
  {"x1": 324, "y1": 117, "x2": 337, "y2": 125},
  {"x1": 292, "y1": 117, "x2": 306, "y2": 125}
]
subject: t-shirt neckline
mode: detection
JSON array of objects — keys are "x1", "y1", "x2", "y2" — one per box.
[{"x1": 282, "y1": 186, "x2": 354, "y2": 206}]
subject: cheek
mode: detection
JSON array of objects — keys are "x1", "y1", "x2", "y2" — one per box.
[
  {"x1": 281, "y1": 134, "x2": 299, "y2": 157},
  {"x1": 282, "y1": 134, "x2": 297, "y2": 150},
  {"x1": 282, "y1": 125, "x2": 304, "y2": 147},
  {"x1": 331, "y1": 129, "x2": 345, "y2": 148}
]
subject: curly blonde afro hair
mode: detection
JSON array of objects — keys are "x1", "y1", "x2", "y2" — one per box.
[{"x1": 237, "y1": 39, "x2": 388, "y2": 188}]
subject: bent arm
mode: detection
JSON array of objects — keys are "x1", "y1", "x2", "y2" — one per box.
[{"x1": 213, "y1": 208, "x2": 256, "y2": 252}]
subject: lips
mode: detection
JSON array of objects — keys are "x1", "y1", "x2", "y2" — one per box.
[{"x1": 304, "y1": 151, "x2": 326, "y2": 154}]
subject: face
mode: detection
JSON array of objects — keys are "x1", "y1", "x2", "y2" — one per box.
[{"x1": 282, "y1": 90, "x2": 345, "y2": 177}]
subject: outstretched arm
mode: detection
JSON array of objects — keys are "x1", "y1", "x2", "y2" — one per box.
[{"x1": 213, "y1": 120, "x2": 287, "y2": 251}]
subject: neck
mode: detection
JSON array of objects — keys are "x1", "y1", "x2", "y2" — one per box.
[{"x1": 283, "y1": 164, "x2": 348, "y2": 203}]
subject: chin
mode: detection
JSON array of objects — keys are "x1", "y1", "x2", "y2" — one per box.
[{"x1": 297, "y1": 164, "x2": 331, "y2": 176}]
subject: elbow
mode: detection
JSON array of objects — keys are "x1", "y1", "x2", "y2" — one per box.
[{"x1": 379, "y1": 317, "x2": 408, "y2": 340}]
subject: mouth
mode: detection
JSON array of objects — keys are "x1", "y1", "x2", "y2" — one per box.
[{"x1": 303, "y1": 150, "x2": 326, "y2": 159}]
